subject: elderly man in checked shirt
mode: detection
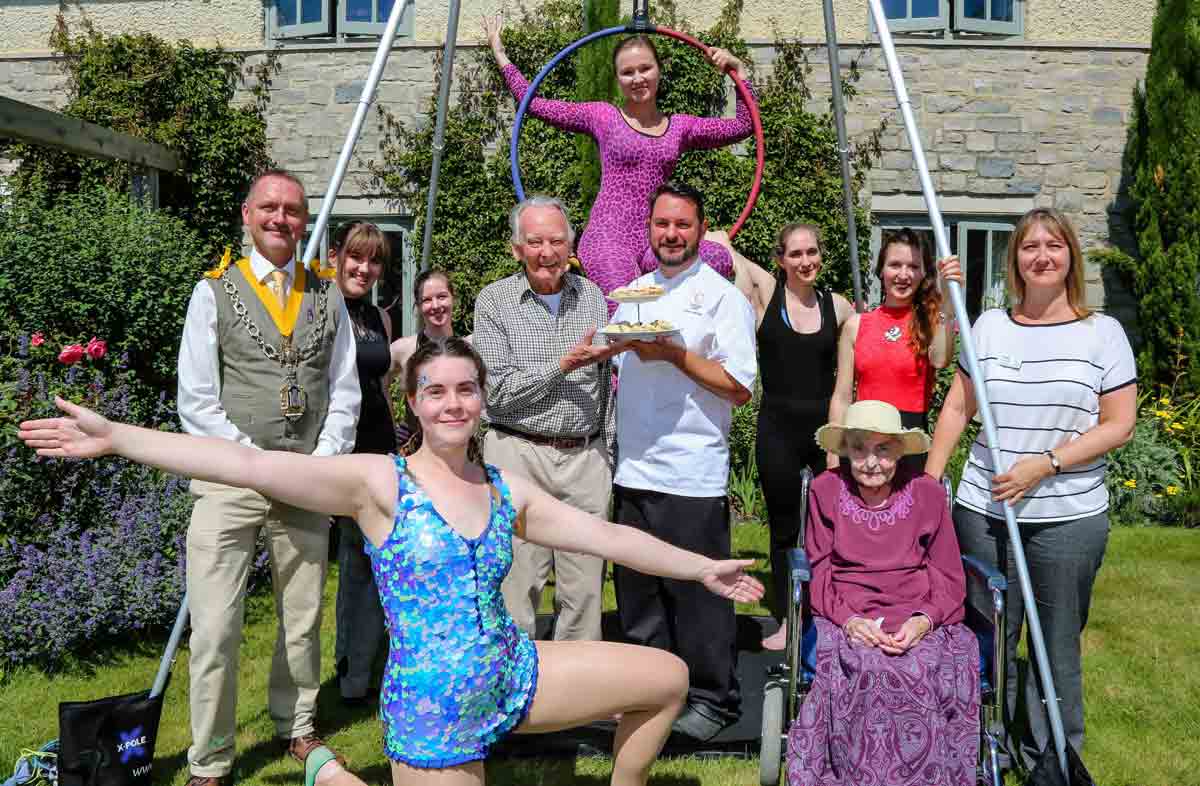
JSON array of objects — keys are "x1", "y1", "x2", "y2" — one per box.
[{"x1": 474, "y1": 195, "x2": 624, "y2": 642}]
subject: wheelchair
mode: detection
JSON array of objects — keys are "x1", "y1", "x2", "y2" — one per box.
[{"x1": 758, "y1": 469, "x2": 1008, "y2": 786}]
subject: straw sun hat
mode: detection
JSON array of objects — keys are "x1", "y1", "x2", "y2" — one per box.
[{"x1": 816, "y1": 400, "x2": 932, "y2": 457}]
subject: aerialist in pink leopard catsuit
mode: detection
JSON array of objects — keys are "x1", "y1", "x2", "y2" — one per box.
[{"x1": 487, "y1": 18, "x2": 755, "y2": 315}]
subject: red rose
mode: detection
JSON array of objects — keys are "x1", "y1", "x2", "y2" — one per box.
[
  {"x1": 85, "y1": 337, "x2": 107, "y2": 361},
  {"x1": 58, "y1": 344, "x2": 85, "y2": 365},
  {"x1": 30, "y1": 332, "x2": 45, "y2": 347}
]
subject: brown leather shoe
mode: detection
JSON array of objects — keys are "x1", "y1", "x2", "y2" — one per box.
[
  {"x1": 285, "y1": 734, "x2": 346, "y2": 768},
  {"x1": 184, "y1": 775, "x2": 230, "y2": 786}
]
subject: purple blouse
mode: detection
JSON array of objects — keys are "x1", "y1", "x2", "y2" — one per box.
[
  {"x1": 806, "y1": 468, "x2": 966, "y2": 631},
  {"x1": 502, "y1": 64, "x2": 751, "y2": 310}
]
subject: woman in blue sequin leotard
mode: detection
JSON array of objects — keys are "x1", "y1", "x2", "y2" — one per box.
[
  {"x1": 23, "y1": 336, "x2": 764, "y2": 786},
  {"x1": 365, "y1": 454, "x2": 537, "y2": 767}
]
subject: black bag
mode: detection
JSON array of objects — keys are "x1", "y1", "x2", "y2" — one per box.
[
  {"x1": 58, "y1": 688, "x2": 165, "y2": 786},
  {"x1": 1026, "y1": 742, "x2": 1096, "y2": 786}
]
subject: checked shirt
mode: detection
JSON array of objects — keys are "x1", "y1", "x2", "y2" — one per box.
[{"x1": 473, "y1": 270, "x2": 614, "y2": 452}]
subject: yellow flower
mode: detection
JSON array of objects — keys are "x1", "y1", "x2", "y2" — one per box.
[
  {"x1": 1123, "y1": 479, "x2": 1137, "y2": 489},
  {"x1": 1171, "y1": 423, "x2": 1185, "y2": 431},
  {"x1": 1166, "y1": 485, "x2": 1180, "y2": 496},
  {"x1": 1158, "y1": 397, "x2": 1172, "y2": 406},
  {"x1": 1154, "y1": 410, "x2": 1171, "y2": 418}
]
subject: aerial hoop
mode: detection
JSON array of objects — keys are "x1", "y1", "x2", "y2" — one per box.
[{"x1": 508, "y1": 23, "x2": 765, "y2": 239}]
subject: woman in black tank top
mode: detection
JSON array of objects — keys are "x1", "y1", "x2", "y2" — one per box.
[
  {"x1": 388, "y1": 269, "x2": 471, "y2": 448},
  {"x1": 331, "y1": 221, "x2": 397, "y2": 702},
  {"x1": 736, "y1": 224, "x2": 853, "y2": 650}
]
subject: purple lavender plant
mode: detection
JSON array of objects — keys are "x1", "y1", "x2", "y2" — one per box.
[{"x1": 0, "y1": 332, "x2": 271, "y2": 669}]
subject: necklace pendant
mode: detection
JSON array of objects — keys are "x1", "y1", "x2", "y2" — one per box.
[
  {"x1": 883, "y1": 325, "x2": 902, "y2": 342},
  {"x1": 280, "y1": 380, "x2": 307, "y2": 422}
]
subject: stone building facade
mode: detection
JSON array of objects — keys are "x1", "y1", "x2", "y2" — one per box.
[{"x1": 0, "y1": 0, "x2": 1153, "y2": 322}]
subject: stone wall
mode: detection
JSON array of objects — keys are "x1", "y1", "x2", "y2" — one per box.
[
  {"x1": 795, "y1": 42, "x2": 1147, "y2": 316},
  {"x1": 0, "y1": 39, "x2": 1148, "y2": 314},
  {"x1": 0, "y1": 0, "x2": 262, "y2": 56},
  {"x1": 0, "y1": 0, "x2": 1156, "y2": 55}
]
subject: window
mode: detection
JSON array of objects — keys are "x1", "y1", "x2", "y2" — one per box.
[
  {"x1": 872, "y1": 0, "x2": 1023, "y2": 37},
  {"x1": 273, "y1": 0, "x2": 414, "y2": 42},
  {"x1": 878, "y1": 0, "x2": 949, "y2": 34},
  {"x1": 309, "y1": 217, "x2": 416, "y2": 338},
  {"x1": 871, "y1": 215, "x2": 1016, "y2": 324},
  {"x1": 955, "y1": 0, "x2": 1021, "y2": 34}
]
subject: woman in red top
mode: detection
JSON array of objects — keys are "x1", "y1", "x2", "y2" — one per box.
[{"x1": 827, "y1": 229, "x2": 961, "y2": 469}]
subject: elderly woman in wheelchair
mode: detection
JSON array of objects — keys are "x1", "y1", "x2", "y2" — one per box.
[{"x1": 761, "y1": 400, "x2": 1004, "y2": 786}]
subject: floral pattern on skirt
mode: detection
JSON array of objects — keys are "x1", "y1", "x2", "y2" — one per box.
[{"x1": 787, "y1": 617, "x2": 980, "y2": 786}]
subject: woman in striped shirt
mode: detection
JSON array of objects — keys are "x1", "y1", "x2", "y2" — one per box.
[{"x1": 926, "y1": 207, "x2": 1136, "y2": 768}]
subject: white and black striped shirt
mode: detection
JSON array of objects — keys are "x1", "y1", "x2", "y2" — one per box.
[{"x1": 955, "y1": 309, "x2": 1136, "y2": 523}]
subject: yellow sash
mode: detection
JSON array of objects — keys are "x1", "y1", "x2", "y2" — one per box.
[
  {"x1": 203, "y1": 247, "x2": 235, "y2": 279},
  {"x1": 234, "y1": 258, "x2": 307, "y2": 337}
]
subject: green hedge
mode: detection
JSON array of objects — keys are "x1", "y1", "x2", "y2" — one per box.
[
  {"x1": 0, "y1": 20, "x2": 273, "y2": 260},
  {"x1": 0, "y1": 186, "x2": 210, "y2": 394}
]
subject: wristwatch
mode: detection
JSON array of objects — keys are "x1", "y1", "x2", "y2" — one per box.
[{"x1": 1043, "y1": 450, "x2": 1062, "y2": 475}]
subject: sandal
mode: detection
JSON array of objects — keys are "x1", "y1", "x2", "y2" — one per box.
[{"x1": 285, "y1": 735, "x2": 345, "y2": 786}]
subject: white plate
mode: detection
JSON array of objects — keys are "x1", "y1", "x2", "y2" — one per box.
[
  {"x1": 608, "y1": 291, "x2": 664, "y2": 303},
  {"x1": 601, "y1": 326, "x2": 681, "y2": 341}
]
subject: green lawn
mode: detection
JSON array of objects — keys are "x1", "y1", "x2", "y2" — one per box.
[{"x1": 1, "y1": 525, "x2": 1196, "y2": 785}]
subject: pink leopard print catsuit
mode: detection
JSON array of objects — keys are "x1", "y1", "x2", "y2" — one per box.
[{"x1": 503, "y1": 64, "x2": 754, "y2": 314}]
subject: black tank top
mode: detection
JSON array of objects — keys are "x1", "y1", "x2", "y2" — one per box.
[
  {"x1": 756, "y1": 282, "x2": 838, "y2": 416},
  {"x1": 345, "y1": 298, "x2": 397, "y2": 454}
]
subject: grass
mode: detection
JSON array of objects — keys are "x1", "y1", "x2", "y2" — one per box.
[{"x1": 1, "y1": 525, "x2": 1196, "y2": 785}]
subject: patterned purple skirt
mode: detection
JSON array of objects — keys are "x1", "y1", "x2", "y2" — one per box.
[{"x1": 786, "y1": 617, "x2": 980, "y2": 786}]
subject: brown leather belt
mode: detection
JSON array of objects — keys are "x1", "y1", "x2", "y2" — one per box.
[{"x1": 489, "y1": 423, "x2": 598, "y2": 450}]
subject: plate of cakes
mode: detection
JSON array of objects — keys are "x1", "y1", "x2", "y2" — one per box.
[
  {"x1": 608, "y1": 283, "x2": 665, "y2": 303},
  {"x1": 601, "y1": 319, "x2": 680, "y2": 342}
]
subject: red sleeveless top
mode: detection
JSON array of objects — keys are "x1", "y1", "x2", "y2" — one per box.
[{"x1": 853, "y1": 305, "x2": 932, "y2": 413}]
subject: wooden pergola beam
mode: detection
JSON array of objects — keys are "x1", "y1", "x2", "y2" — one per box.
[{"x1": 0, "y1": 95, "x2": 180, "y2": 172}]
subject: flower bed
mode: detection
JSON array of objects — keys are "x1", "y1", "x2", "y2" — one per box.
[{"x1": 0, "y1": 332, "x2": 191, "y2": 669}]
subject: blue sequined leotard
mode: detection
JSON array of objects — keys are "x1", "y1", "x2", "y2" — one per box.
[{"x1": 364, "y1": 455, "x2": 539, "y2": 768}]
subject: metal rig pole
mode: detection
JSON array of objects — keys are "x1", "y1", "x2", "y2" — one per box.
[
  {"x1": 419, "y1": 0, "x2": 463, "y2": 271},
  {"x1": 822, "y1": 0, "x2": 864, "y2": 311},
  {"x1": 300, "y1": 0, "x2": 415, "y2": 266},
  {"x1": 150, "y1": 593, "x2": 189, "y2": 699},
  {"x1": 865, "y1": 0, "x2": 1069, "y2": 777}
]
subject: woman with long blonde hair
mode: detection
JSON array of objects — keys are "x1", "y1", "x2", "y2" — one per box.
[{"x1": 926, "y1": 207, "x2": 1136, "y2": 767}]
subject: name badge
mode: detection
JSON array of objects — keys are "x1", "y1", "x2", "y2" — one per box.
[{"x1": 996, "y1": 352, "x2": 1021, "y2": 370}]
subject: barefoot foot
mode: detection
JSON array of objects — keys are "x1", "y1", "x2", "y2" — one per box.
[{"x1": 761, "y1": 623, "x2": 787, "y2": 651}]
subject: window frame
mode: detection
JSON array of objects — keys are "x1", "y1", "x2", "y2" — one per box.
[
  {"x1": 956, "y1": 220, "x2": 1015, "y2": 312},
  {"x1": 273, "y1": 0, "x2": 333, "y2": 40},
  {"x1": 871, "y1": 214, "x2": 1018, "y2": 318},
  {"x1": 340, "y1": 0, "x2": 415, "y2": 37},
  {"x1": 870, "y1": 0, "x2": 1024, "y2": 38},
  {"x1": 870, "y1": 0, "x2": 951, "y2": 35},
  {"x1": 954, "y1": 0, "x2": 1024, "y2": 36}
]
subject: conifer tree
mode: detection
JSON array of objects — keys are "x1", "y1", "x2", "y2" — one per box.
[{"x1": 1124, "y1": 0, "x2": 1200, "y2": 389}]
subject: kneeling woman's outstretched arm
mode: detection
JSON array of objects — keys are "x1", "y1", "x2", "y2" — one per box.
[
  {"x1": 22, "y1": 397, "x2": 763, "y2": 602},
  {"x1": 19, "y1": 397, "x2": 399, "y2": 545},
  {"x1": 506, "y1": 472, "x2": 765, "y2": 603}
]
